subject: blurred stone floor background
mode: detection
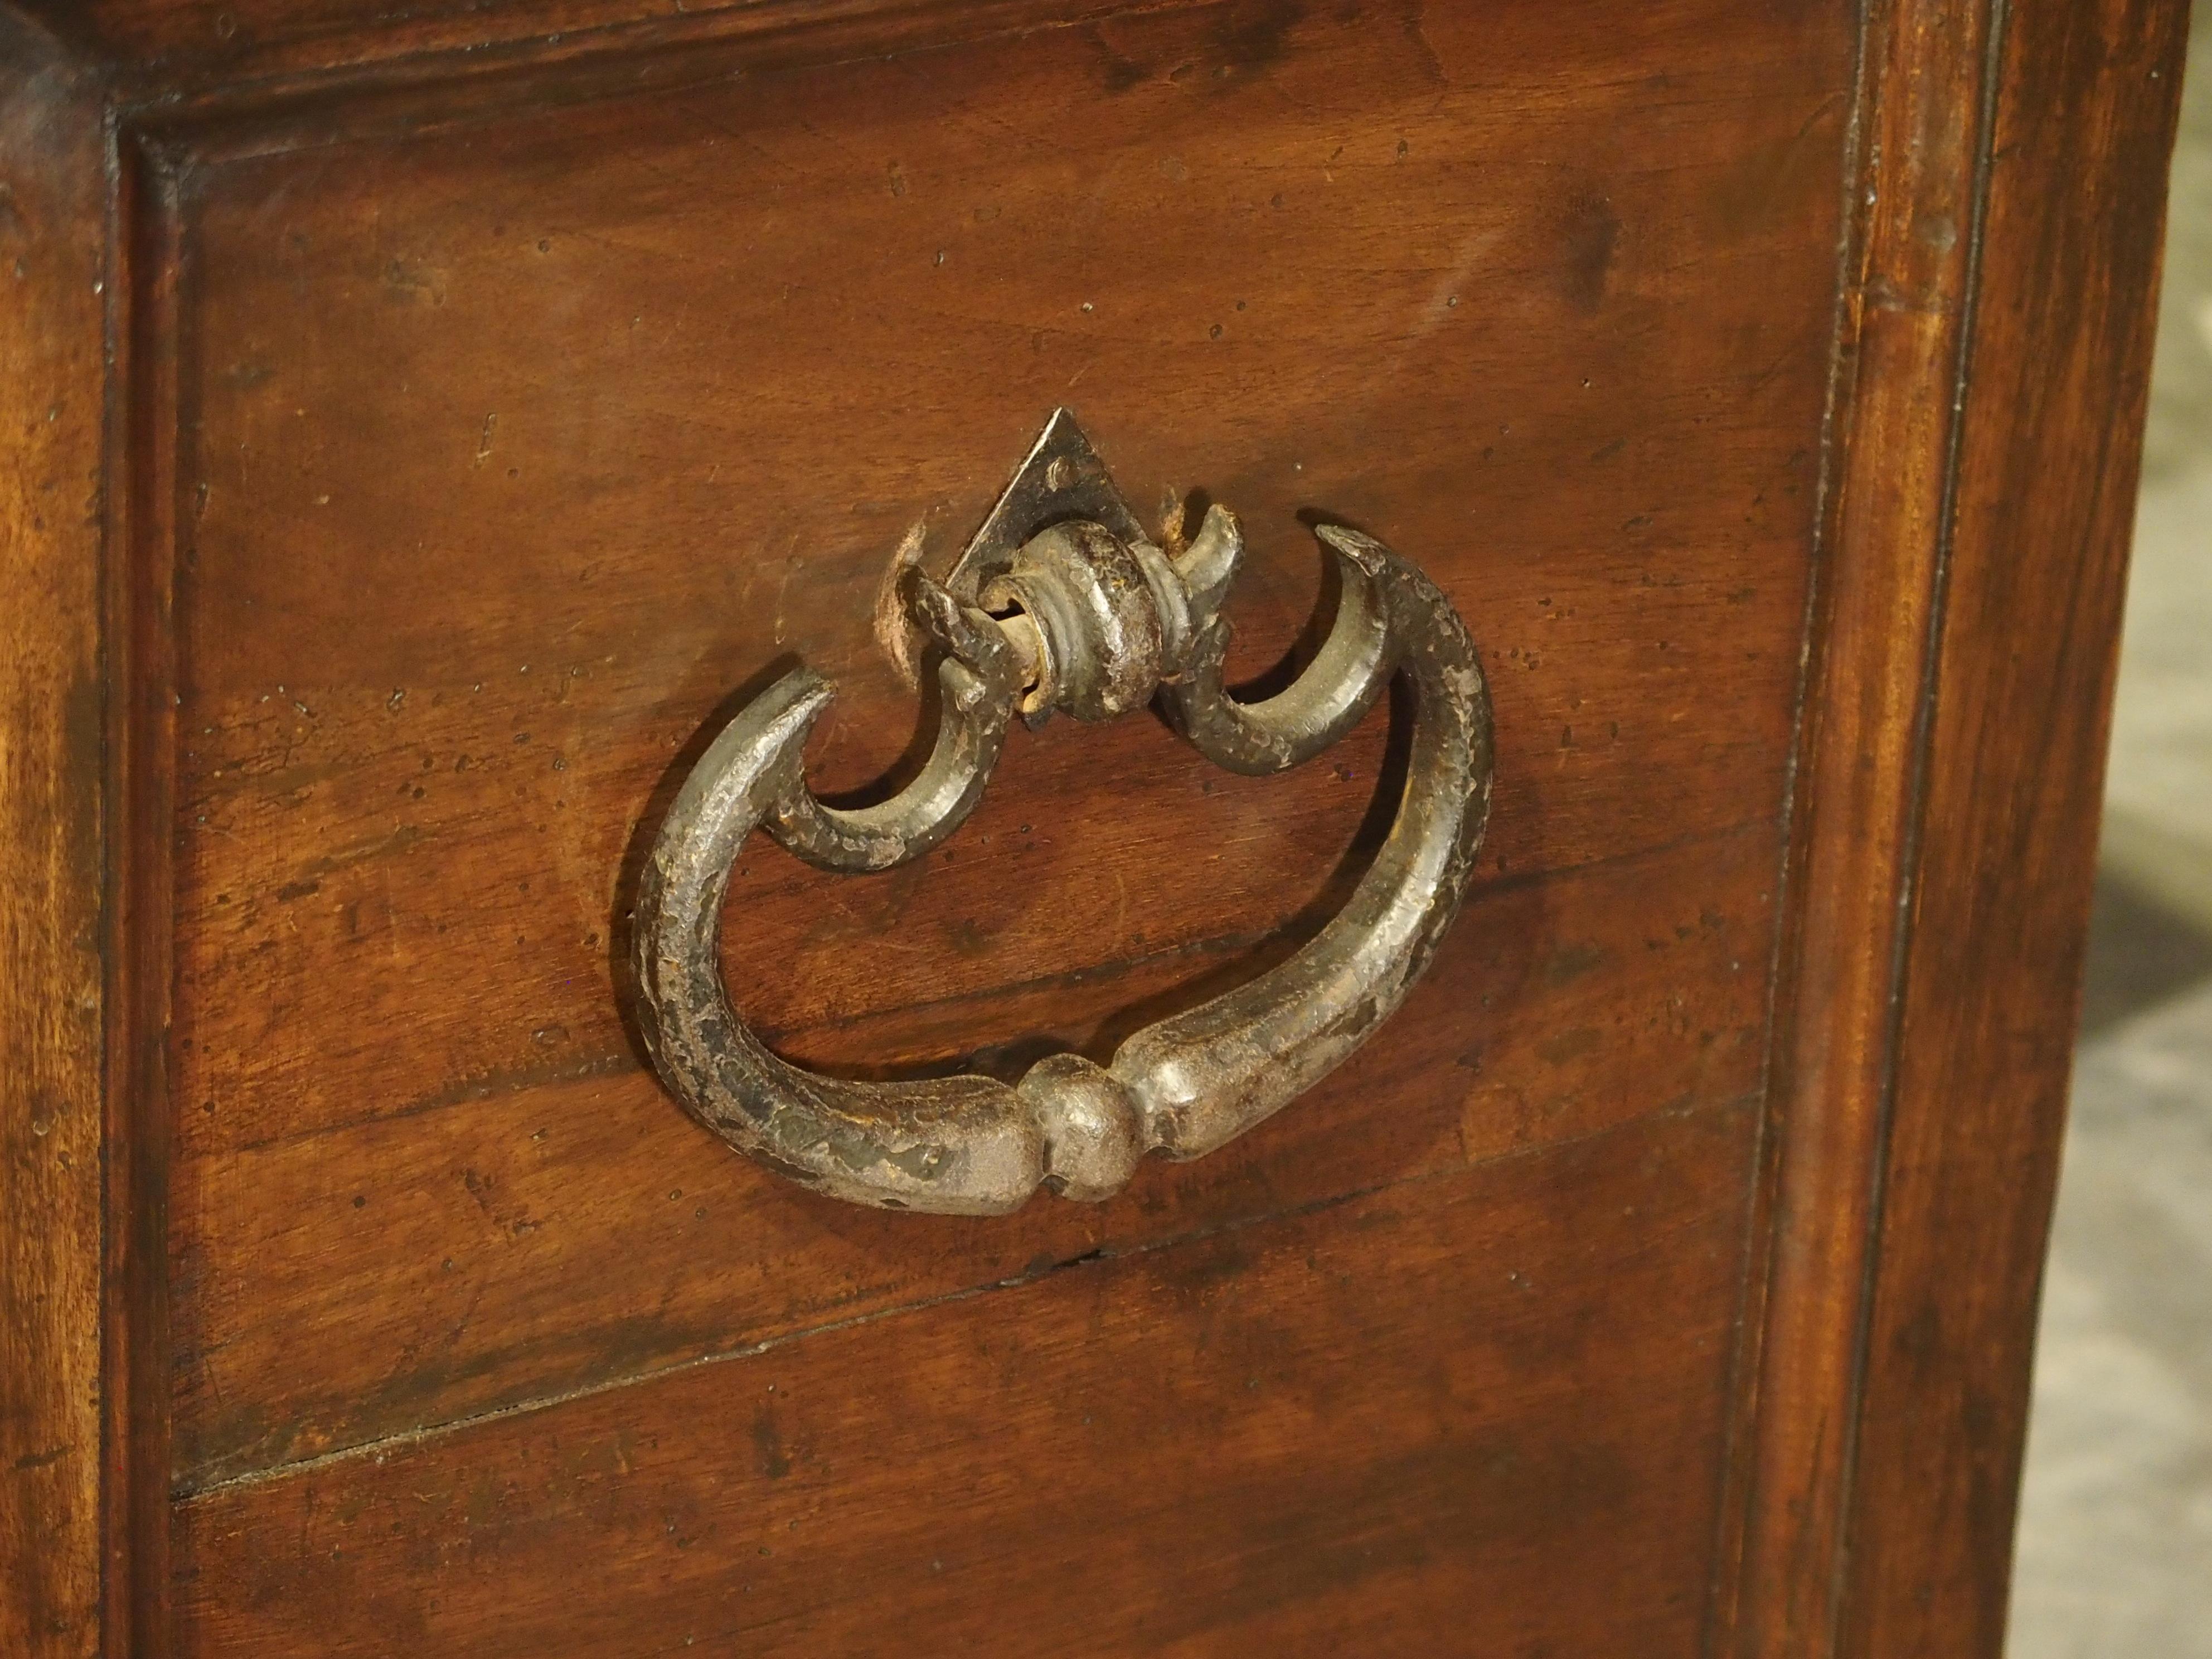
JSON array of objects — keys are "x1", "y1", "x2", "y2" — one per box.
[{"x1": 2006, "y1": 6, "x2": 2212, "y2": 1656}]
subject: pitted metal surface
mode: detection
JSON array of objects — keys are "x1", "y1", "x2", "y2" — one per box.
[{"x1": 632, "y1": 411, "x2": 1495, "y2": 1214}]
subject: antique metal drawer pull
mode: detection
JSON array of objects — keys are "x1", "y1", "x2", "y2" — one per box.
[{"x1": 634, "y1": 413, "x2": 1494, "y2": 1213}]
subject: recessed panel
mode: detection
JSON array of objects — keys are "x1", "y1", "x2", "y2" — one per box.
[{"x1": 157, "y1": 9, "x2": 1848, "y2": 1641}]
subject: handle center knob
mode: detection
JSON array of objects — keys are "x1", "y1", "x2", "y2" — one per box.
[{"x1": 982, "y1": 520, "x2": 1166, "y2": 724}]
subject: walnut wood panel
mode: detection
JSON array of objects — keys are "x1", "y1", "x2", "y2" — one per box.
[
  {"x1": 153, "y1": 0, "x2": 1850, "y2": 1488},
  {"x1": 0, "y1": 20, "x2": 110, "y2": 1658},
  {"x1": 173, "y1": 823, "x2": 1775, "y2": 1488},
  {"x1": 173, "y1": 1100, "x2": 1752, "y2": 1657},
  {"x1": 0, "y1": 0, "x2": 2179, "y2": 1652}
]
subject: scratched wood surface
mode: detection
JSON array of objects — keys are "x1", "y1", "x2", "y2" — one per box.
[{"x1": 156, "y1": 0, "x2": 1851, "y2": 1514}]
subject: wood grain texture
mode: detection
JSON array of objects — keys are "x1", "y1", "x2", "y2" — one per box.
[
  {"x1": 1837, "y1": 0, "x2": 2191, "y2": 1652},
  {"x1": 17, "y1": 0, "x2": 1278, "y2": 101},
  {"x1": 0, "y1": 0, "x2": 2177, "y2": 1650},
  {"x1": 1719, "y1": 3, "x2": 2192, "y2": 1653},
  {"x1": 172, "y1": 1101, "x2": 1755, "y2": 1658},
  {"x1": 173, "y1": 826, "x2": 1778, "y2": 1490},
  {"x1": 23, "y1": 0, "x2": 999, "y2": 87},
  {"x1": 148, "y1": 0, "x2": 1850, "y2": 1490},
  {"x1": 0, "y1": 16, "x2": 109, "y2": 1658},
  {"x1": 1718, "y1": 0, "x2": 2007, "y2": 1650}
]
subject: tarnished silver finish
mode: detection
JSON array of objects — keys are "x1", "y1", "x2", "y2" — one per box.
[{"x1": 633, "y1": 411, "x2": 1495, "y2": 1214}]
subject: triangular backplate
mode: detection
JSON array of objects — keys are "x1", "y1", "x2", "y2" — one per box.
[{"x1": 944, "y1": 409, "x2": 1150, "y2": 602}]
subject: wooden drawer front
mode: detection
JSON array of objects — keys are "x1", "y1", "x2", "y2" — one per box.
[{"x1": 144, "y1": 0, "x2": 1847, "y2": 1650}]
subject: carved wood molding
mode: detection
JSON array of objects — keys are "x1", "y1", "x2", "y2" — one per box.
[{"x1": 52, "y1": 0, "x2": 1207, "y2": 151}]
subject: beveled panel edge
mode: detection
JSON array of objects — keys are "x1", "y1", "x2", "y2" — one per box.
[
  {"x1": 37, "y1": 0, "x2": 1185, "y2": 105},
  {"x1": 103, "y1": 122, "x2": 194, "y2": 1659},
  {"x1": 112, "y1": 0, "x2": 1204, "y2": 163}
]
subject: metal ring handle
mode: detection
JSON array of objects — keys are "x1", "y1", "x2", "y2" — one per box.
[{"x1": 633, "y1": 413, "x2": 1494, "y2": 1213}]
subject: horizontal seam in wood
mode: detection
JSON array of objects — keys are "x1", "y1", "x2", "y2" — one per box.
[
  {"x1": 172, "y1": 1085, "x2": 1760, "y2": 1503},
  {"x1": 199, "y1": 813, "x2": 1780, "y2": 1161}
]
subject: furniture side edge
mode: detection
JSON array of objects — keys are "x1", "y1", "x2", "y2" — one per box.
[
  {"x1": 1721, "y1": 0, "x2": 2009, "y2": 1647},
  {"x1": 1840, "y1": 0, "x2": 2193, "y2": 1652}
]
